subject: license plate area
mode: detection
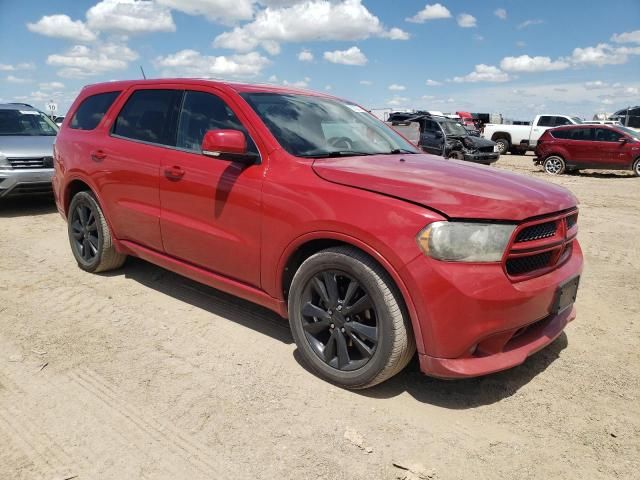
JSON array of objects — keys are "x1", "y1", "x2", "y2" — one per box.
[{"x1": 551, "y1": 276, "x2": 580, "y2": 314}]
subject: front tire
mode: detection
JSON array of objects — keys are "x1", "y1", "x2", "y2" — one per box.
[
  {"x1": 288, "y1": 246, "x2": 415, "y2": 389},
  {"x1": 68, "y1": 191, "x2": 126, "y2": 273},
  {"x1": 543, "y1": 155, "x2": 566, "y2": 175}
]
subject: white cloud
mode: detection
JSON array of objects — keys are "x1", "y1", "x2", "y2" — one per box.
[
  {"x1": 47, "y1": 43, "x2": 138, "y2": 78},
  {"x1": 388, "y1": 84, "x2": 406, "y2": 91},
  {"x1": 40, "y1": 81, "x2": 65, "y2": 90},
  {"x1": 494, "y1": 8, "x2": 507, "y2": 20},
  {"x1": 387, "y1": 96, "x2": 409, "y2": 106},
  {"x1": 6, "y1": 75, "x2": 32, "y2": 83},
  {"x1": 406, "y1": 3, "x2": 451, "y2": 23},
  {"x1": 457, "y1": 13, "x2": 476, "y2": 28},
  {"x1": 0, "y1": 62, "x2": 35, "y2": 71},
  {"x1": 213, "y1": 0, "x2": 405, "y2": 53},
  {"x1": 611, "y1": 30, "x2": 640, "y2": 44},
  {"x1": 323, "y1": 46, "x2": 367, "y2": 66},
  {"x1": 27, "y1": 14, "x2": 96, "y2": 42},
  {"x1": 425, "y1": 79, "x2": 442, "y2": 86},
  {"x1": 516, "y1": 41, "x2": 526, "y2": 48},
  {"x1": 87, "y1": 0, "x2": 175, "y2": 34},
  {"x1": 157, "y1": 0, "x2": 254, "y2": 23},
  {"x1": 568, "y1": 43, "x2": 640, "y2": 66},
  {"x1": 500, "y1": 55, "x2": 569, "y2": 72},
  {"x1": 154, "y1": 49, "x2": 270, "y2": 78},
  {"x1": 282, "y1": 77, "x2": 311, "y2": 88},
  {"x1": 359, "y1": 80, "x2": 373, "y2": 85},
  {"x1": 517, "y1": 19, "x2": 544, "y2": 30},
  {"x1": 453, "y1": 64, "x2": 510, "y2": 83},
  {"x1": 381, "y1": 27, "x2": 410, "y2": 40},
  {"x1": 298, "y1": 49, "x2": 314, "y2": 62},
  {"x1": 584, "y1": 81, "x2": 609, "y2": 90}
]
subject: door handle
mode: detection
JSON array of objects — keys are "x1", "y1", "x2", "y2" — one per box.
[
  {"x1": 164, "y1": 166, "x2": 185, "y2": 181},
  {"x1": 90, "y1": 150, "x2": 107, "y2": 162}
]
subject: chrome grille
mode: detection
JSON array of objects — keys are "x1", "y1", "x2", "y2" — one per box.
[{"x1": 6, "y1": 157, "x2": 53, "y2": 169}]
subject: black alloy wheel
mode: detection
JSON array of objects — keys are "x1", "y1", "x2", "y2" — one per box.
[
  {"x1": 70, "y1": 203, "x2": 100, "y2": 263},
  {"x1": 300, "y1": 270, "x2": 378, "y2": 371}
]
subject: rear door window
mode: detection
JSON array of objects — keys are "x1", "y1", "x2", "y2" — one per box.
[
  {"x1": 113, "y1": 89, "x2": 182, "y2": 146},
  {"x1": 537, "y1": 116, "x2": 553, "y2": 127},
  {"x1": 568, "y1": 128, "x2": 593, "y2": 141},
  {"x1": 176, "y1": 90, "x2": 258, "y2": 154},
  {"x1": 70, "y1": 91, "x2": 121, "y2": 130}
]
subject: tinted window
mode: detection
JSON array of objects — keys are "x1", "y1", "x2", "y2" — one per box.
[
  {"x1": 554, "y1": 117, "x2": 572, "y2": 126},
  {"x1": 0, "y1": 109, "x2": 58, "y2": 136},
  {"x1": 537, "y1": 116, "x2": 553, "y2": 127},
  {"x1": 594, "y1": 128, "x2": 622, "y2": 142},
  {"x1": 551, "y1": 129, "x2": 570, "y2": 139},
  {"x1": 113, "y1": 89, "x2": 182, "y2": 146},
  {"x1": 70, "y1": 91, "x2": 120, "y2": 130},
  {"x1": 176, "y1": 91, "x2": 257, "y2": 154}
]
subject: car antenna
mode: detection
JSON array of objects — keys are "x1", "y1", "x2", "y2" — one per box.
[{"x1": 140, "y1": 65, "x2": 147, "y2": 79}]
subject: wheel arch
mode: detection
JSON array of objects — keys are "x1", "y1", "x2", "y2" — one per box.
[
  {"x1": 64, "y1": 178, "x2": 93, "y2": 215},
  {"x1": 491, "y1": 132, "x2": 512, "y2": 143},
  {"x1": 278, "y1": 232, "x2": 425, "y2": 354}
]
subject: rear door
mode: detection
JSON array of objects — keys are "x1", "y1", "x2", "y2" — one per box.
[
  {"x1": 420, "y1": 119, "x2": 445, "y2": 155},
  {"x1": 158, "y1": 88, "x2": 265, "y2": 287},
  {"x1": 565, "y1": 127, "x2": 594, "y2": 166}
]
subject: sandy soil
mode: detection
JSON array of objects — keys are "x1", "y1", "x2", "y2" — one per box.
[{"x1": 1, "y1": 155, "x2": 638, "y2": 480}]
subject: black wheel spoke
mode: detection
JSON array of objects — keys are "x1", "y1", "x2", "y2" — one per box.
[
  {"x1": 347, "y1": 331, "x2": 374, "y2": 358},
  {"x1": 82, "y1": 238, "x2": 92, "y2": 260},
  {"x1": 344, "y1": 294, "x2": 371, "y2": 315},
  {"x1": 348, "y1": 321, "x2": 378, "y2": 343},
  {"x1": 322, "y1": 272, "x2": 339, "y2": 305},
  {"x1": 302, "y1": 301, "x2": 331, "y2": 320},
  {"x1": 78, "y1": 206, "x2": 88, "y2": 226},
  {"x1": 312, "y1": 277, "x2": 331, "y2": 306},
  {"x1": 87, "y1": 235, "x2": 99, "y2": 254},
  {"x1": 335, "y1": 331, "x2": 350, "y2": 368},
  {"x1": 342, "y1": 279, "x2": 358, "y2": 306},
  {"x1": 303, "y1": 319, "x2": 330, "y2": 334},
  {"x1": 323, "y1": 331, "x2": 336, "y2": 363}
]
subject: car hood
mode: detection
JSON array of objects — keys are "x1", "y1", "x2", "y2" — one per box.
[
  {"x1": 0, "y1": 135, "x2": 56, "y2": 158},
  {"x1": 462, "y1": 135, "x2": 495, "y2": 148},
  {"x1": 312, "y1": 154, "x2": 577, "y2": 221}
]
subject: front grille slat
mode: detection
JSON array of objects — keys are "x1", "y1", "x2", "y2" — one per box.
[
  {"x1": 515, "y1": 221, "x2": 557, "y2": 243},
  {"x1": 506, "y1": 251, "x2": 554, "y2": 276},
  {"x1": 7, "y1": 157, "x2": 52, "y2": 169}
]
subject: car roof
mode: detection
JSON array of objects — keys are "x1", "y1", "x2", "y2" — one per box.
[
  {"x1": 78, "y1": 78, "x2": 339, "y2": 100},
  {"x1": 0, "y1": 103, "x2": 40, "y2": 111}
]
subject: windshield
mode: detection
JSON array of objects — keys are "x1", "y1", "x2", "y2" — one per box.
[
  {"x1": 571, "y1": 117, "x2": 583, "y2": 124},
  {"x1": 0, "y1": 109, "x2": 58, "y2": 136},
  {"x1": 620, "y1": 126, "x2": 640, "y2": 140},
  {"x1": 440, "y1": 121, "x2": 468, "y2": 136},
  {"x1": 240, "y1": 93, "x2": 419, "y2": 157}
]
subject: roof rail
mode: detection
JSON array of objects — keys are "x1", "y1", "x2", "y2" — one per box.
[{"x1": 7, "y1": 102, "x2": 35, "y2": 108}]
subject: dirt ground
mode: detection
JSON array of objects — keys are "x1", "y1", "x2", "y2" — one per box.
[{"x1": 1, "y1": 154, "x2": 638, "y2": 480}]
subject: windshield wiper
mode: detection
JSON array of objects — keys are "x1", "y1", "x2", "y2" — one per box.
[
  {"x1": 385, "y1": 148, "x2": 418, "y2": 154},
  {"x1": 301, "y1": 151, "x2": 373, "y2": 158}
]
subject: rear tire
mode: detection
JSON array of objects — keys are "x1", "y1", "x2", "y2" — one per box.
[
  {"x1": 633, "y1": 158, "x2": 640, "y2": 177},
  {"x1": 288, "y1": 246, "x2": 415, "y2": 389},
  {"x1": 494, "y1": 137, "x2": 510, "y2": 155},
  {"x1": 543, "y1": 155, "x2": 566, "y2": 175},
  {"x1": 68, "y1": 191, "x2": 126, "y2": 273}
]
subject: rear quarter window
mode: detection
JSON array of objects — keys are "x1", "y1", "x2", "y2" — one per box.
[{"x1": 69, "y1": 91, "x2": 121, "y2": 130}]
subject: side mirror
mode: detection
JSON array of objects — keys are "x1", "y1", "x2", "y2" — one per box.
[
  {"x1": 618, "y1": 137, "x2": 628, "y2": 144},
  {"x1": 201, "y1": 129, "x2": 258, "y2": 164}
]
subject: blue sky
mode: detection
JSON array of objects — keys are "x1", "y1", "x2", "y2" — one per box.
[{"x1": 1, "y1": 0, "x2": 638, "y2": 118}]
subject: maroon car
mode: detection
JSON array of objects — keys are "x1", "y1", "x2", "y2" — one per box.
[{"x1": 534, "y1": 124, "x2": 640, "y2": 176}]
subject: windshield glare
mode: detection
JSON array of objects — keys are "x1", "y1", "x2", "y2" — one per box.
[
  {"x1": 440, "y1": 121, "x2": 468, "y2": 136},
  {"x1": 572, "y1": 117, "x2": 583, "y2": 124},
  {"x1": 0, "y1": 109, "x2": 58, "y2": 136},
  {"x1": 620, "y1": 126, "x2": 640, "y2": 140},
  {"x1": 240, "y1": 93, "x2": 419, "y2": 157}
]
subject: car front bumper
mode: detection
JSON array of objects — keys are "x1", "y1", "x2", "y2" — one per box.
[
  {"x1": 463, "y1": 152, "x2": 500, "y2": 164},
  {"x1": 400, "y1": 240, "x2": 583, "y2": 378},
  {"x1": 0, "y1": 168, "x2": 54, "y2": 197}
]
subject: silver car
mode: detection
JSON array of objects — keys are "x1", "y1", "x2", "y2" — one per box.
[{"x1": 0, "y1": 103, "x2": 58, "y2": 197}]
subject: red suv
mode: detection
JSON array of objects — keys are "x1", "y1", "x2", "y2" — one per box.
[
  {"x1": 53, "y1": 80, "x2": 583, "y2": 388},
  {"x1": 535, "y1": 124, "x2": 640, "y2": 176}
]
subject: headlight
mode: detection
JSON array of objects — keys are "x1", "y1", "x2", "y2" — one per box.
[{"x1": 417, "y1": 221, "x2": 516, "y2": 262}]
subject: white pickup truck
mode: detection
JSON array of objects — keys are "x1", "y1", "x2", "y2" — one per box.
[{"x1": 483, "y1": 114, "x2": 583, "y2": 154}]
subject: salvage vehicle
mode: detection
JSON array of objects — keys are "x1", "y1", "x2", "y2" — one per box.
[
  {"x1": 534, "y1": 124, "x2": 640, "y2": 176},
  {"x1": 0, "y1": 103, "x2": 58, "y2": 198},
  {"x1": 610, "y1": 106, "x2": 640, "y2": 130},
  {"x1": 53, "y1": 80, "x2": 583, "y2": 388},
  {"x1": 483, "y1": 114, "x2": 583, "y2": 155},
  {"x1": 387, "y1": 112, "x2": 499, "y2": 164}
]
